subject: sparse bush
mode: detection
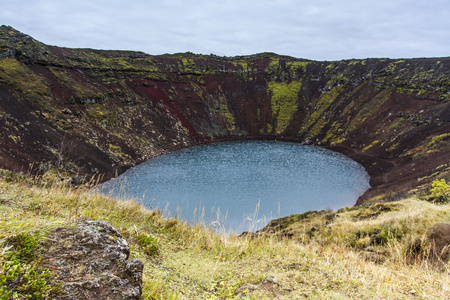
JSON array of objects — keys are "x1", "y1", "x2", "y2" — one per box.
[{"x1": 429, "y1": 179, "x2": 450, "y2": 203}]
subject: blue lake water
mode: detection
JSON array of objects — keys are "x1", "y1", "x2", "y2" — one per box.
[{"x1": 97, "y1": 141, "x2": 370, "y2": 233}]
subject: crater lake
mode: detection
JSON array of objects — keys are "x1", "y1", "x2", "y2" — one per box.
[{"x1": 97, "y1": 141, "x2": 371, "y2": 233}]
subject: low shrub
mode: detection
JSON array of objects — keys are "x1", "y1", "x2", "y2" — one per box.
[{"x1": 429, "y1": 179, "x2": 450, "y2": 203}]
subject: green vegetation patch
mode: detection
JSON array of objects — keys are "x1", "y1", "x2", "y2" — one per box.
[
  {"x1": 268, "y1": 80, "x2": 302, "y2": 134},
  {"x1": 326, "y1": 74, "x2": 350, "y2": 87},
  {"x1": 1, "y1": 234, "x2": 53, "y2": 299},
  {"x1": 427, "y1": 179, "x2": 450, "y2": 203},
  {"x1": 353, "y1": 203, "x2": 400, "y2": 220},
  {"x1": 426, "y1": 132, "x2": 450, "y2": 148},
  {"x1": 179, "y1": 57, "x2": 202, "y2": 75},
  {"x1": 220, "y1": 104, "x2": 236, "y2": 132},
  {"x1": 0, "y1": 58, "x2": 48, "y2": 97},
  {"x1": 231, "y1": 60, "x2": 248, "y2": 70},
  {"x1": 323, "y1": 121, "x2": 346, "y2": 144},
  {"x1": 265, "y1": 57, "x2": 280, "y2": 75},
  {"x1": 286, "y1": 61, "x2": 309, "y2": 75},
  {"x1": 300, "y1": 85, "x2": 345, "y2": 137},
  {"x1": 348, "y1": 59, "x2": 367, "y2": 66},
  {"x1": 137, "y1": 233, "x2": 159, "y2": 257},
  {"x1": 362, "y1": 140, "x2": 380, "y2": 152},
  {"x1": 346, "y1": 89, "x2": 391, "y2": 133},
  {"x1": 404, "y1": 132, "x2": 450, "y2": 159},
  {"x1": 64, "y1": 48, "x2": 159, "y2": 72}
]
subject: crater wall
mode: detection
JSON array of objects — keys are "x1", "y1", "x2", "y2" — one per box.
[{"x1": 1, "y1": 26, "x2": 449, "y2": 203}]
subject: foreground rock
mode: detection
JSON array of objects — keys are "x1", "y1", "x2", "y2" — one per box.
[{"x1": 41, "y1": 221, "x2": 143, "y2": 299}]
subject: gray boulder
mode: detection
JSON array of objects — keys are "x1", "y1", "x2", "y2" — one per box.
[{"x1": 41, "y1": 221, "x2": 144, "y2": 299}]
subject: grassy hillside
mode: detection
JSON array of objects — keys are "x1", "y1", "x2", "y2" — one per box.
[{"x1": 1, "y1": 170, "x2": 449, "y2": 299}]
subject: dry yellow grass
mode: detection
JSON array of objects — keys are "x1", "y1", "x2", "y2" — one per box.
[{"x1": 1, "y1": 170, "x2": 449, "y2": 299}]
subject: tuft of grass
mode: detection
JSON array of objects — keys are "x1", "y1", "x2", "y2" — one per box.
[
  {"x1": 1, "y1": 169, "x2": 450, "y2": 299},
  {"x1": 1, "y1": 234, "x2": 54, "y2": 299},
  {"x1": 137, "y1": 233, "x2": 159, "y2": 257}
]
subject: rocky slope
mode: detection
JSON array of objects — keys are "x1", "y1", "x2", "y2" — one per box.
[{"x1": 0, "y1": 25, "x2": 449, "y2": 203}]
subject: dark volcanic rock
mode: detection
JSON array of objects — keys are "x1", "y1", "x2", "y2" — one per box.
[{"x1": 41, "y1": 221, "x2": 143, "y2": 300}]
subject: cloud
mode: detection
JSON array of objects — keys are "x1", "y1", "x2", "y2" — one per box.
[{"x1": 1, "y1": 0, "x2": 449, "y2": 60}]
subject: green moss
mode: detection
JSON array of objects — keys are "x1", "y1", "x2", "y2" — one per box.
[
  {"x1": 268, "y1": 80, "x2": 302, "y2": 134},
  {"x1": 382, "y1": 62, "x2": 398, "y2": 74},
  {"x1": 85, "y1": 105, "x2": 109, "y2": 122},
  {"x1": 425, "y1": 133, "x2": 450, "y2": 148},
  {"x1": 346, "y1": 89, "x2": 391, "y2": 133},
  {"x1": 220, "y1": 103, "x2": 236, "y2": 132},
  {"x1": 286, "y1": 61, "x2": 309, "y2": 74},
  {"x1": 8, "y1": 134, "x2": 21, "y2": 144},
  {"x1": 327, "y1": 74, "x2": 350, "y2": 87},
  {"x1": 265, "y1": 58, "x2": 280, "y2": 75},
  {"x1": 179, "y1": 58, "x2": 202, "y2": 75},
  {"x1": 387, "y1": 118, "x2": 405, "y2": 130},
  {"x1": 307, "y1": 117, "x2": 328, "y2": 137},
  {"x1": 231, "y1": 61, "x2": 248, "y2": 70},
  {"x1": 300, "y1": 85, "x2": 344, "y2": 137},
  {"x1": 323, "y1": 122, "x2": 346, "y2": 144},
  {"x1": 0, "y1": 58, "x2": 48, "y2": 96},
  {"x1": 388, "y1": 142, "x2": 399, "y2": 152},
  {"x1": 109, "y1": 144, "x2": 123, "y2": 154},
  {"x1": 362, "y1": 140, "x2": 380, "y2": 152},
  {"x1": 63, "y1": 48, "x2": 159, "y2": 73},
  {"x1": 348, "y1": 60, "x2": 367, "y2": 66},
  {"x1": 396, "y1": 87, "x2": 415, "y2": 94},
  {"x1": 47, "y1": 66, "x2": 101, "y2": 99},
  {"x1": 209, "y1": 93, "x2": 236, "y2": 133}
]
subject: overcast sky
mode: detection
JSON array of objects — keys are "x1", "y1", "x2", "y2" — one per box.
[{"x1": 2, "y1": 0, "x2": 449, "y2": 61}]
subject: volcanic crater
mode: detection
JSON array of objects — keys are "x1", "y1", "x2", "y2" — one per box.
[{"x1": 0, "y1": 25, "x2": 449, "y2": 204}]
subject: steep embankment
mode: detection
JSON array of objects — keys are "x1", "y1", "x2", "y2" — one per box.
[{"x1": 0, "y1": 25, "x2": 449, "y2": 203}]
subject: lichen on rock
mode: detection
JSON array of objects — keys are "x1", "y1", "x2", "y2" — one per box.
[{"x1": 41, "y1": 221, "x2": 144, "y2": 300}]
